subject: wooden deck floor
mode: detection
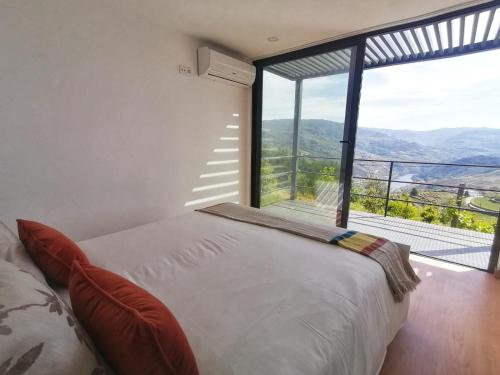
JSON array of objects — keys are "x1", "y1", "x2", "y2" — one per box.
[{"x1": 263, "y1": 200, "x2": 494, "y2": 269}]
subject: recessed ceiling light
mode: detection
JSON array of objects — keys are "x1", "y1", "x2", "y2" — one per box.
[{"x1": 267, "y1": 36, "x2": 279, "y2": 42}]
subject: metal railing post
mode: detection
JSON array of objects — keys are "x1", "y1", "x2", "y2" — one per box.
[
  {"x1": 487, "y1": 210, "x2": 500, "y2": 273},
  {"x1": 290, "y1": 79, "x2": 302, "y2": 201},
  {"x1": 451, "y1": 183, "x2": 465, "y2": 228},
  {"x1": 383, "y1": 161, "x2": 394, "y2": 217}
]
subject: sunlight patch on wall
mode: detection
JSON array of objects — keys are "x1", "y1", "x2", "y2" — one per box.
[
  {"x1": 200, "y1": 170, "x2": 239, "y2": 178},
  {"x1": 184, "y1": 114, "x2": 242, "y2": 209},
  {"x1": 192, "y1": 181, "x2": 239, "y2": 192},
  {"x1": 213, "y1": 148, "x2": 239, "y2": 153},
  {"x1": 184, "y1": 191, "x2": 239, "y2": 207},
  {"x1": 206, "y1": 159, "x2": 239, "y2": 165}
]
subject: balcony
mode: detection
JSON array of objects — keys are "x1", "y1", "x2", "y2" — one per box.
[{"x1": 260, "y1": 157, "x2": 500, "y2": 270}]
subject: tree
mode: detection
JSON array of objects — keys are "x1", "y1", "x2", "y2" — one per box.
[
  {"x1": 360, "y1": 179, "x2": 385, "y2": 214},
  {"x1": 456, "y1": 211, "x2": 476, "y2": 230},
  {"x1": 362, "y1": 195, "x2": 384, "y2": 214},
  {"x1": 410, "y1": 187, "x2": 419, "y2": 197},
  {"x1": 260, "y1": 160, "x2": 278, "y2": 194},
  {"x1": 473, "y1": 220, "x2": 495, "y2": 234},
  {"x1": 319, "y1": 166, "x2": 336, "y2": 182},
  {"x1": 439, "y1": 199, "x2": 459, "y2": 225},
  {"x1": 438, "y1": 206, "x2": 494, "y2": 234},
  {"x1": 350, "y1": 185, "x2": 362, "y2": 203},
  {"x1": 420, "y1": 206, "x2": 439, "y2": 223},
  {"x1": 387, "y1": 199, "x2": 418, "y2": 219}
]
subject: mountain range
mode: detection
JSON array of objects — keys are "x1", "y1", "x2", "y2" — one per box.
[
  {"x1": 262, "y1": 119, "x2": 500, "y2": 189},
  {"x1": 356, "y1": 127, "x2": 500, "y2": 162}
]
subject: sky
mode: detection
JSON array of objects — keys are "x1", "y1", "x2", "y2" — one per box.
[{"x1": 262, "y1": 48, "x2": 500, "y2": 131}]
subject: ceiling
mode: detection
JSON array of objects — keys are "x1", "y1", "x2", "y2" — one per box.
[{"x1": 117, "y1": 0, "x2": 488, "y2": 60}]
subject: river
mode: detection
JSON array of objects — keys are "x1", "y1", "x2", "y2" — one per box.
[{"x1": 390, "y1": 173, "x2": 415, "y2": 192}]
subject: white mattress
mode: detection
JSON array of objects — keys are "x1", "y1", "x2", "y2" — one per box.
[{"x1": 74, "y1": 211, "x2": 409, "y2": 375}]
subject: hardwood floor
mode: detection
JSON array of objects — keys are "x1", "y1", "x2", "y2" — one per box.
[{"x1": 380, "y1": 255, "x2": 500, "y2": 375}]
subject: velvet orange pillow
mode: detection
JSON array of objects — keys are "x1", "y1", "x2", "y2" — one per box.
[
  {"x1": 17, "y1": 219, "x2": 89, "y2": 285},
  {"x1": 69, "y1": 261, "x2": 199, "y2": 375}
]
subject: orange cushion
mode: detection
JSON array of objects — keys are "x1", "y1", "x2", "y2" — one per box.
[
  {"x1": 17, "y1": 219, "x2": 89, "y2": 285},
  {"x1": 69, "y1": 261, "x2": 199, "y2": 375}
]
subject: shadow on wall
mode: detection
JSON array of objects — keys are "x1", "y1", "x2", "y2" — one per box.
[{"x1": 184, "y1": 113, "x2": 241, "y2": 208}]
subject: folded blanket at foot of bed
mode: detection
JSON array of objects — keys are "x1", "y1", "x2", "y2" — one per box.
[{"x1": 198, "y1": 203, "x2": 420, "y2": 302}]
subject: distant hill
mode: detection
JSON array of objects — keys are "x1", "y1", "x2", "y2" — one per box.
[
  {"x1": 355, "y1": 127, "x2": 439, "y2": 161},
  {"x1": 358, "y1": 127, "x2": 500, "y2": 160},
  {"x1": 262, "y1": 119, "x2": 343, "y2": 157},
  {"x1": 262, "y1": 119, "x2": 500, "y2": 187},
  {"x1": 263, "y1": 119, "x2": 500, "y2": 160},
  {"x1": 419, "y1": 155, "x2": 500, "y2": 179},
  {"x1": 416, "y1": 155, "x2": 500, "y2": 190}
]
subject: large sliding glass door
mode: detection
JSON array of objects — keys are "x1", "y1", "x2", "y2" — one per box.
[
  {"x1": 252, "y1": 42, "x2": 365, "y2": 228},
  {"x1": 251, "y1": 1, "x2": 500, "y2": 272}
]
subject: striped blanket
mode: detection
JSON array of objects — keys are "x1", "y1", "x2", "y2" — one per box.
[
  {"x1": 330, "y1": 230, "x2": 390, "y2": 256},
  {"x1": 198, "y1": 203, "x2": 420, "y2": 302}
]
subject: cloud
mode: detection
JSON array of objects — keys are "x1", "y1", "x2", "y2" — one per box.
[
  {"x1": 301, "y1": 96, "x2": 347, "y2": 122},
  {"x1": 262, "y1": 72, "x2": 296, "y2": 120},
  {"x1": 263, "y1": 49, "x2": 500, "y2": 131},
  {"x1": 359, "y1": 49, "x2": 500, "y2": 130}
]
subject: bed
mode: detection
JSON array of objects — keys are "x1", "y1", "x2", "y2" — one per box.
[{"x1": 52, "y1": 209, "x2": 410, "y2": 375}]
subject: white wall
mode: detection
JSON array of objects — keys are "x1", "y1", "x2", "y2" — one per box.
[{"x1": 0, "y1": 0, "x2": 250, "y2": 241}]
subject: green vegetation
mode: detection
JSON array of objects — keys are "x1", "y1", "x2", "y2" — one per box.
[
  {"x1": 261, "y1": 160, "x2": 278, "y2": 194},
  {"x1": 420, "y1": 206, "x2": 440, "y2": 223},
  {"x1": 360, "y1": 179, "x2": 385, "y2": 214},
  {"x1": 261, "y1": 190, "x2": 290, "y2": 207},
  {"x1": 260, "y1": 146, "x2": 342, "y2": 206},
  {"x1": 352, "y1": 191, "x2": 496, "y2": 233},
  {"x1": 261, "y1": 155, "x2": 497, "y2": 234},
  {"x1": 387, "y1": 194, "x2": 418, "y2": 219}
]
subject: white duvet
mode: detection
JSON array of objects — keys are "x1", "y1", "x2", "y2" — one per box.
[{"x1": 74, "y1": 211, "x2": 409, "y2": 375}]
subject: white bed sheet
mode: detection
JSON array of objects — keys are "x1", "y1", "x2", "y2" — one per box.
[{"x1": 74, "y1": 211, "x2": 409, "y2": 375}]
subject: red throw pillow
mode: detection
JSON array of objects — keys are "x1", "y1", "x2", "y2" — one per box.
[
  {"x1": 69, "y1": 261, "x2": 199, "y2": 375},
  {"x1": 17, "y1": 219, "x2": 89, "y2": 285}
]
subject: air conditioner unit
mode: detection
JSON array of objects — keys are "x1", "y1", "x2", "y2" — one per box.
[{"x1": 198, "y1": 47, "x2": 256, "y2": 88}]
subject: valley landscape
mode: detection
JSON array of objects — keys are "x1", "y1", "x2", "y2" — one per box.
[{"x1": 261, "y1": 119, "x2": 500, "y2": 233}]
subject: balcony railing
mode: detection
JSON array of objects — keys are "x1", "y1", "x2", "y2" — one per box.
[
  {"x1": 261, "y1": 155, "x2": 500, "y2": 271},
  {"x1": 261, "y1": 155, "x2": 500, "y2": 226},
  {"x1": 351, "y1": 158, "x2": 500, "y2": 221}
]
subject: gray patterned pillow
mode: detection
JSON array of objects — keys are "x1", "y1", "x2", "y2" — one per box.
[
  {"x1": 0, "y1": 259, "x2": 109, "y2": 375},
  {"x1": 0, "y1": 221, "x2": 46, "y2": 283}
]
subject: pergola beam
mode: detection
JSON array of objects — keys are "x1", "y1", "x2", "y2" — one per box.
[{"x1": 264, "y1": 5, "x2": 499, "y2": 81}]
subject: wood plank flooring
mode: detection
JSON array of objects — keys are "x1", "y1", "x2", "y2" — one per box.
[{"x1": 380, "y1": 255, "x2": 500, "y2": 375}]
